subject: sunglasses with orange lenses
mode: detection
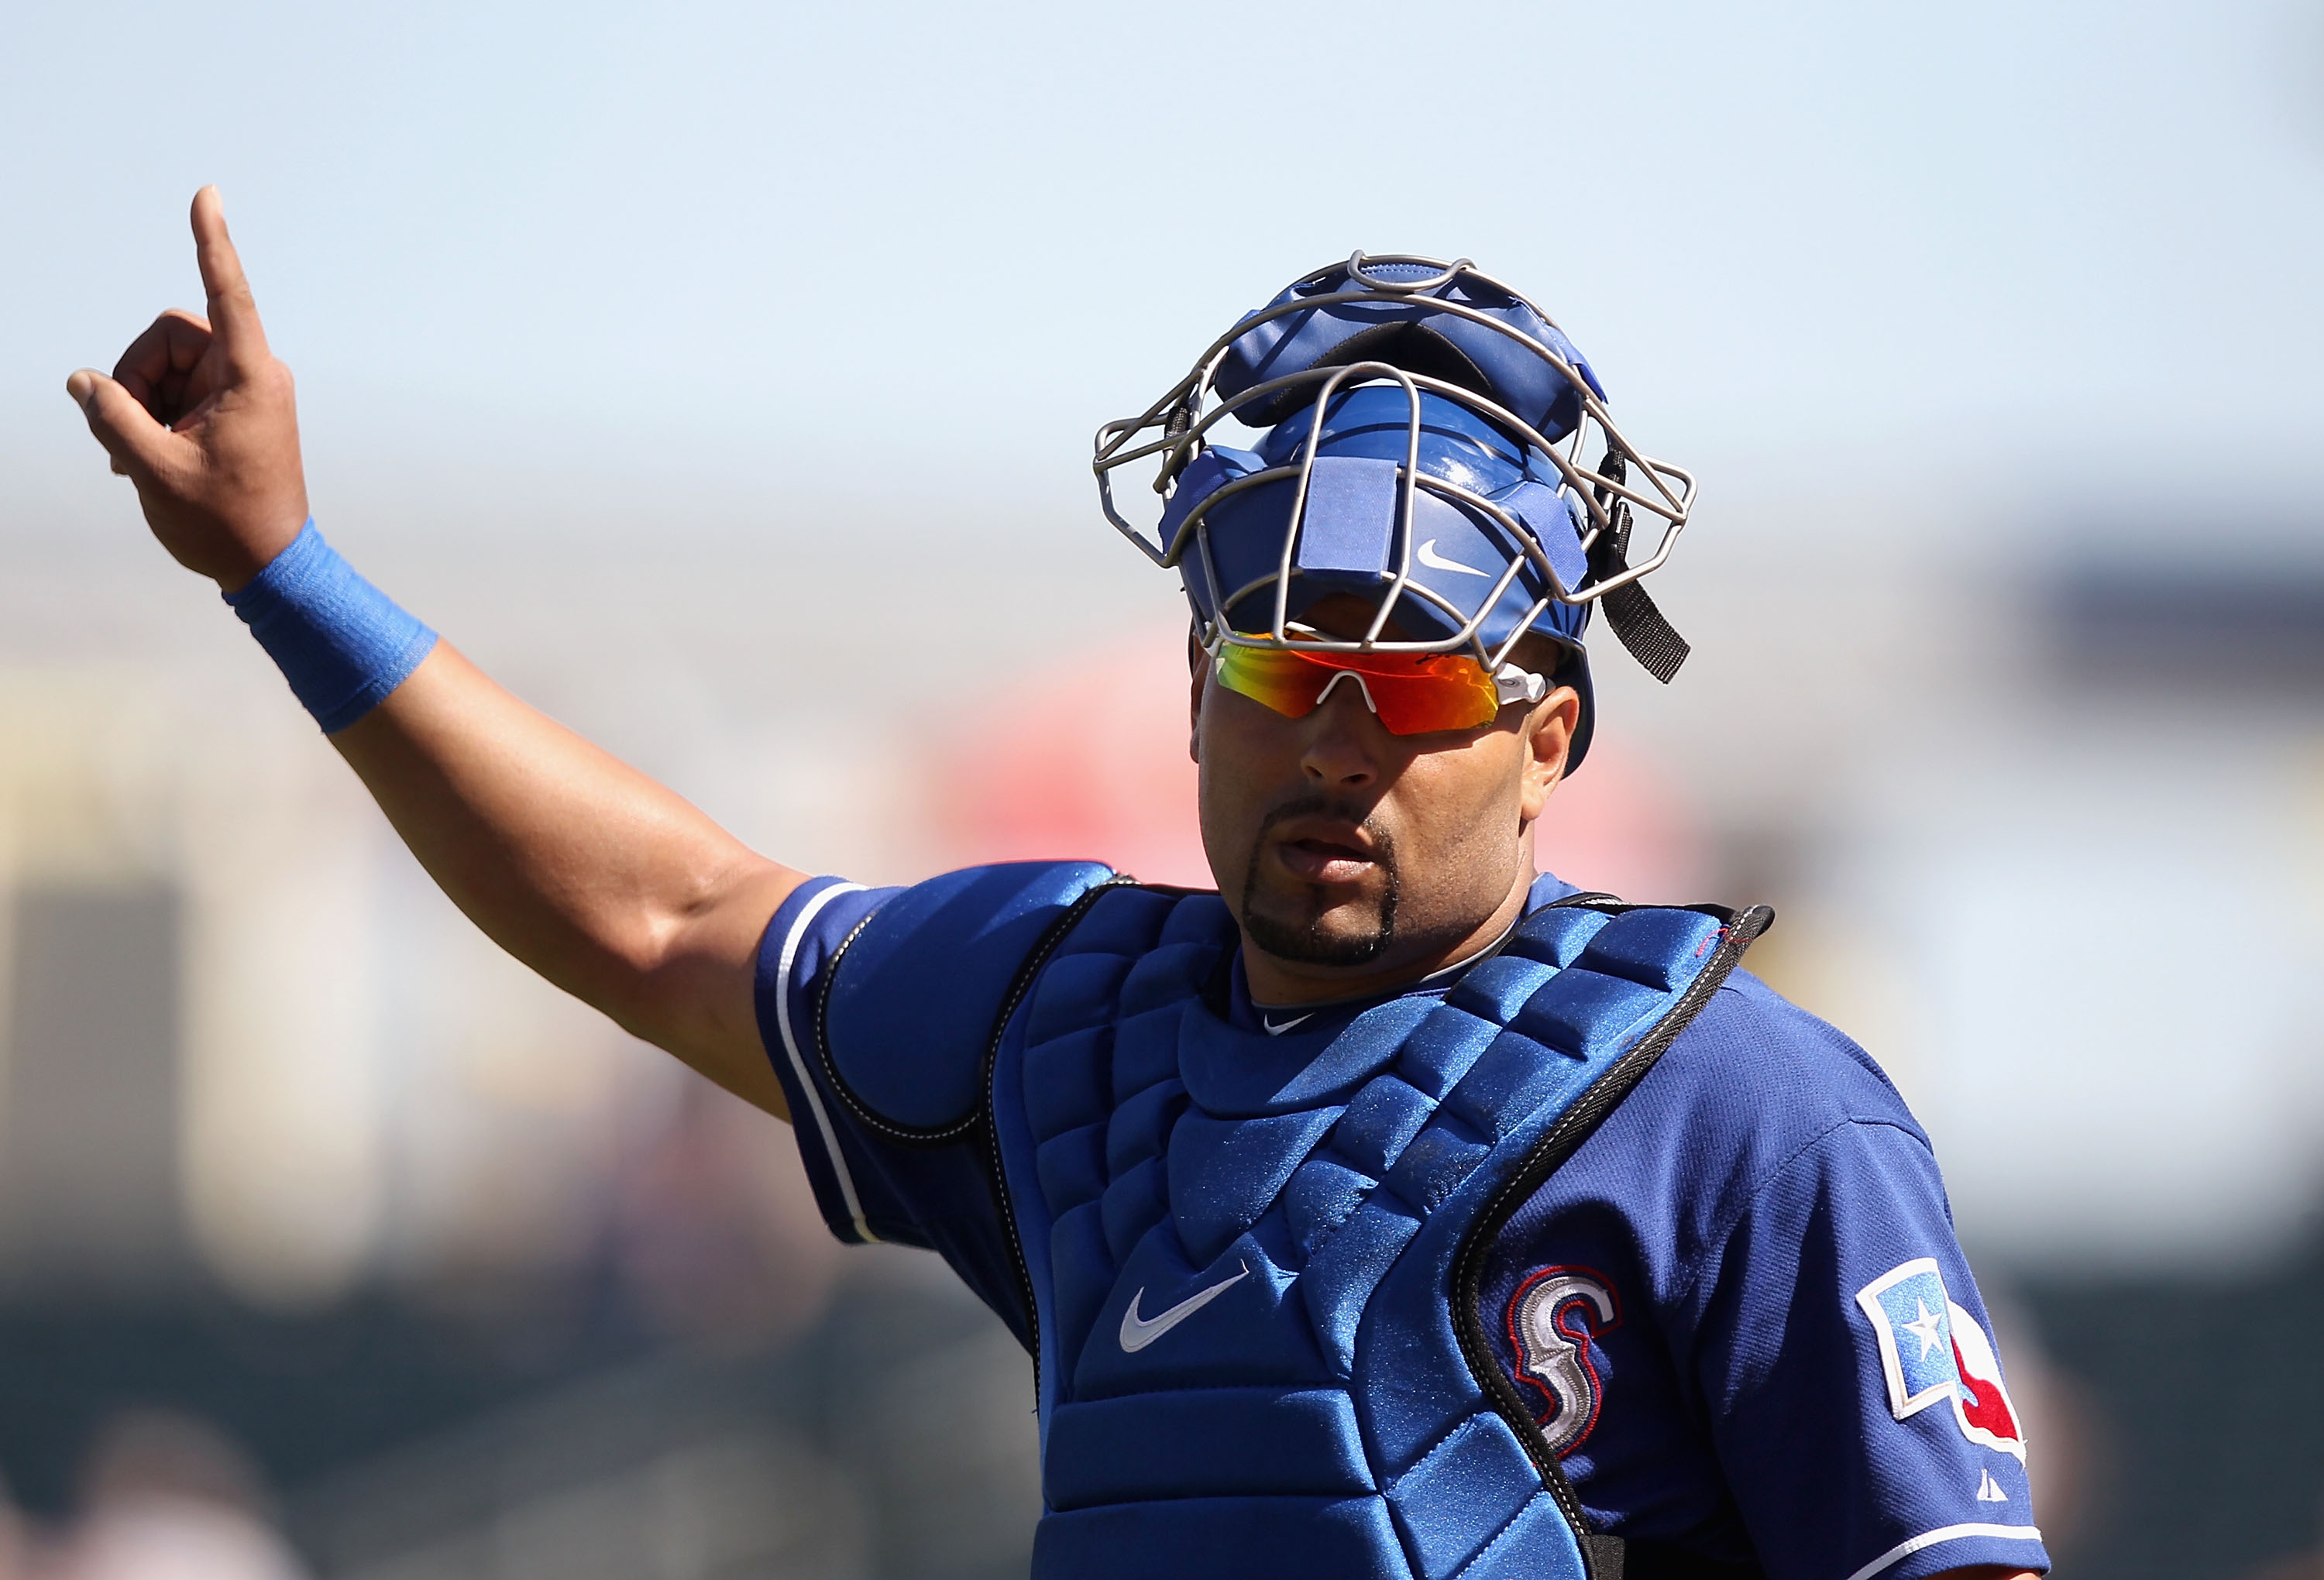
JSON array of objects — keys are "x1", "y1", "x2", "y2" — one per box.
[{"x1": 1208, "y1": 637, "x2": 1548, "y2": 736}]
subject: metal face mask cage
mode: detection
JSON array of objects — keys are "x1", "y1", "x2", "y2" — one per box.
[{"x1": 1092, "y1": 252, "x2": 1699, "y2": 684}]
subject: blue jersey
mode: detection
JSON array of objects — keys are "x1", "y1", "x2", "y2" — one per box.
[{"x1": 758, "y1": 870, "x2": 2051, "y2": 1580}]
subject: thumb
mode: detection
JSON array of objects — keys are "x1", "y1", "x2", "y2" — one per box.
[{"x1": 67, "y1": 369, "x2": 177, "y2": 479}]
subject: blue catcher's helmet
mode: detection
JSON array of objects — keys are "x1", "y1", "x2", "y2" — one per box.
[{"x1": 1093, "y1": 252, "x2": 1699, "y2": 774}]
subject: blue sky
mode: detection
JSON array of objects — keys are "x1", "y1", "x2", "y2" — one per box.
[{"x1": 7, "y1": 0, "x2": 2322, "y2": 533}]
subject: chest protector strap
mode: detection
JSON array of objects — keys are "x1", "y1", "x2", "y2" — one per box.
[{"x1": 832, "y1": 870, "x2": 1767, "y2": 1580}]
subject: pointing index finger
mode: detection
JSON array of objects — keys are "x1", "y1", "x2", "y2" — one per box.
[{"x1": 190, "y1": 186, "x2": 270, "y2": 367}]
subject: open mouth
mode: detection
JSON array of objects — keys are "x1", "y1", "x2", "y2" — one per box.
[{"x1": 1272, "y1": 830, "x2": 1378, "y2": 886}]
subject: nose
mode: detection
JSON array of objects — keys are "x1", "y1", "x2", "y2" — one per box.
[{"x1": 1299, "y1": 674, "x2": 1383, "y2": 789}]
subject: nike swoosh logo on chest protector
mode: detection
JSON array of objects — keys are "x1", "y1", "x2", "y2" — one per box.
[{"x1": 1118, "y1": 1262, "x2": 1252, "y2": 1352}]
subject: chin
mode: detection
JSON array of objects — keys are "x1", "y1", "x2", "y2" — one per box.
[{"x1": 1241, "y1": 891, "x2": 1396, "y2": 970}]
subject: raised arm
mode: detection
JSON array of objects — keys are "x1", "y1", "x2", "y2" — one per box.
[{"x1": 66, "y1": 188, "x2": 804, "y2": 1118}]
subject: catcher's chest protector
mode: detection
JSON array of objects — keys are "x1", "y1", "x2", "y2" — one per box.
[{"x1": 982, "y1": 878, "x2": 1764, "y2": 1580}]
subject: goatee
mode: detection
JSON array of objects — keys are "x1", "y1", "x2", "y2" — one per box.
[{"x1": 1237, "y1": 796, "x2": 1400, "y2": 967}]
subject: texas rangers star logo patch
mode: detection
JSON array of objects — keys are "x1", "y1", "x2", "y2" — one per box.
[
  {"x1": 1507, "y1": 1266, "x2": 1621, "y2": 1456},
  {"x1": 1855, "y1": 1258, "x2": 2026, "y2": 1460}
]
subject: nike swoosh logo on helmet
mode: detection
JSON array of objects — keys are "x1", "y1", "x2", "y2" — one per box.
[
  {"x1": 1119, "y1": 1262, "x2": 1252, "y2": 1352},
  {"x1": 1418, "y1": 538, "x2": 1492, "y2": 577}
]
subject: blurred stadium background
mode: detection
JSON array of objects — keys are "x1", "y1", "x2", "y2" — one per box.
[{"x1": 4, "y1": 2, "x2": 2323, "y2": 1575}]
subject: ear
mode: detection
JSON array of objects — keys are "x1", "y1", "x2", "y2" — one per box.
[{"x1": 1517, "y1": 685, "x2": 1580, "y2": 825}]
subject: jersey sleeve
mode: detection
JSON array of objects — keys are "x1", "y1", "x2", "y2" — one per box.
[{"x1": 1693, "y1": 1118, "x2": 2051, "y2": 1580}]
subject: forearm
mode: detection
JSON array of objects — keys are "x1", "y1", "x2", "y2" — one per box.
[
  {"x1": 65, "y1": 191, "x2": 806, "y2": 1118},
  {"x1": 332, "y1": 642, "x2": 803, "y2": 1115}
]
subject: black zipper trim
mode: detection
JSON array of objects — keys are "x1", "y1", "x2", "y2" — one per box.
[
  {"x1": 977, "y1": 876, "x2": 1145, "y2": 1379},
  {"x1": 1553, "y1": 892, "x2": 1741, "y2": 928},
  {"x1": 810, "y1": 911, "x2": 986, "y2": 1145},
  {"x1": 1449, "y1": 902, "x2": 1772, "y2": 1578}
]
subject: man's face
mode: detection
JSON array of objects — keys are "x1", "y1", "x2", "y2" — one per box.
[{"x1": 1191, "y1": 606, "x2": 1579, "y2": 996}]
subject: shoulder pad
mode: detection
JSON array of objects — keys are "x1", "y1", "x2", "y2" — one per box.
[{"x1": 823, "y1": 860, "x2": 1116, "y2": 1135}]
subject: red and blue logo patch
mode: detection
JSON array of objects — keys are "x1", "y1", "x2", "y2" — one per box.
[
  {"x1": 1855, "y1": 1257, "x2": 2025, "y2": 1460},
  {"x1": 1506, "y1": 1266, "x2": 1621, "y2": 1457}
]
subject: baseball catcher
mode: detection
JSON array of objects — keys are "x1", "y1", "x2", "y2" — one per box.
[{"x1": 66, "y1": 190, "x2": 2047, "y2": 1580}]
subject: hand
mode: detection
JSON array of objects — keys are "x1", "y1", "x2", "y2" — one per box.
[{"x1": 66, "y1": 187, "x2": 309, "y2": 592}]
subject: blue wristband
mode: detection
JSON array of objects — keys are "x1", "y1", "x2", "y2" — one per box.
[{"x1": 222, "y1": 521, "x2": 438, "y2": 733}]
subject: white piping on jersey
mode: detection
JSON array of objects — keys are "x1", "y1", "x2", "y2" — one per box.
[
  {"x1": 774, "y1": 881, "x2": 879, "y2": 1244},
  {"x1": 1841, "y1": 1521, "x2": 2044, "y2": 1580}
]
